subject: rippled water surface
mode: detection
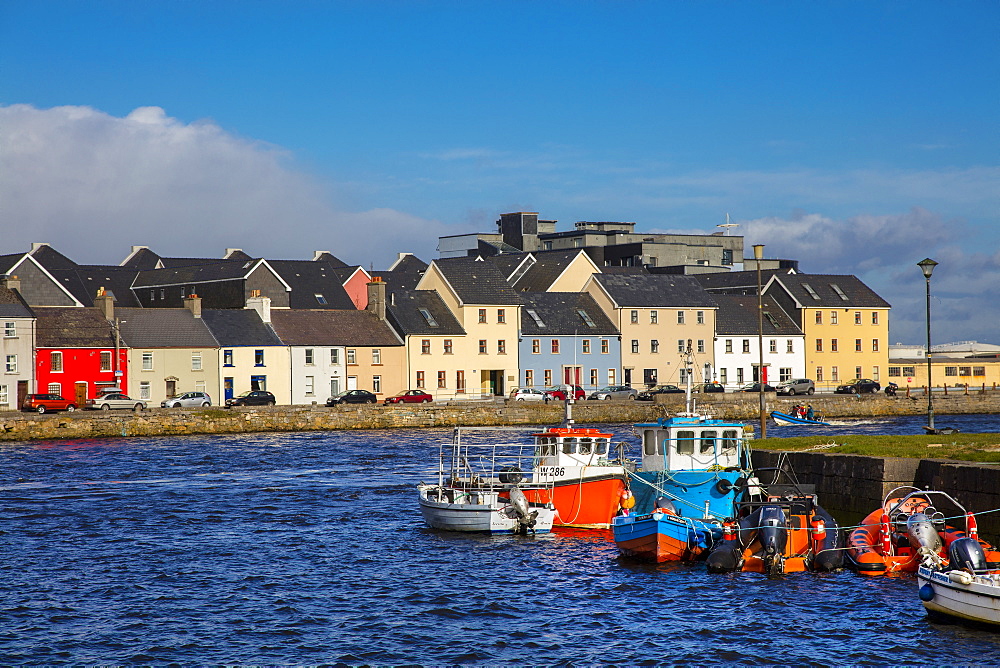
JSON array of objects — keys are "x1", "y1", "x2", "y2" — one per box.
[{"x1": 2, "y1": 416, "x2": 1000, "y2": 664}]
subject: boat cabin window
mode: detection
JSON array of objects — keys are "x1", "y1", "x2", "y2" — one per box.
[
  {"x1": 536, "y1": 437, "x2": 556, "y2": 457},
  {"x1": 643, "y1": 429, "x2": 658, "y2": 456},
  {"x1": 721, "y1": 430, "x2": 740, "y2": 453},
  {"x1": 676, "y1": 430, "x2": 695, "y2": 455},
  {"x1": 595, "y1": 438, "x2": 608, "y2": 455},
  {"x1": 700, "y1": 430, "x2": 717, "y2": 454},
  {"x1": 562, "y1": 438, "x2": 576, "y2": 454},
  {"x1": 579, "y1": 438, "x2": 592, "y2": 455}
]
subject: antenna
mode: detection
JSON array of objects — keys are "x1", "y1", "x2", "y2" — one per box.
[{"x1": 717, "y1": 214, "x2": 739, "y2": 235}]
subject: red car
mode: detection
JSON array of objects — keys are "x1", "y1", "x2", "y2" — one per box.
[
  {"x1": 543, "y1": 385, "x2": 587, "y2": 401},
  {"x1": 384, "y1": 390, "x2": 433, "y2": 405},
  {"x1": 22, "y1": 393, "x2": 78, "y2": 413}
]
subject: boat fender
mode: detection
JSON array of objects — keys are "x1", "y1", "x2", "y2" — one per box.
[
  {"x1": 619, "y1": 489, "x2": 636, "y2": 510},
  {"x1": 919, "y1": 584, "x2": 935, "y2": 601},
  {"x1": 948, "y1": 571, "x2": 974, "y2": 585},
  {"x1": 498, "y1": 466, "x2": 524, "y2": 484},
  {"x1": 723, "y1": 521, "x2": 736, "y2": 541},
  {"x1": 879, "y1": 514, "x2": 892, "y2": 556},
  {"x1": 811, "y1": 519, "x2": 827, "y2": 540},
  {"x1": 715, "y1": 479, "x2": 733, "y2": 495}
]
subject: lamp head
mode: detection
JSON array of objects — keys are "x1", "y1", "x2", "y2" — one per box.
[
  {"x1": 753, "y1": 244, "x2": 765, "y2": 261},
  {"x1": 917, "y1": 258, "x2": 938, "y2": 279}
]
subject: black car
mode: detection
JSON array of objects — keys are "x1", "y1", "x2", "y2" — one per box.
[
  {"x1": 327, "y1": 389, "x2": 377, "y2": 406},
  {"x1": 700, "y1": 383, "x2": 725, "y2": 393},
  {"x1": 738, "y1": 383, "x2": 776, "y2": 393},
  {"x1": 637, "y1": 384, "x2": 685, "y2": 400},
  {"x1": 225, "y1": 390, "x2": 276, "y2": 407},
  {"x1": 835, "y1": 379, "x2": 881, "y2": 394}
]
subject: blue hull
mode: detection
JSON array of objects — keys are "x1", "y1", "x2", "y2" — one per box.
[
  {"x1": 770, "y1": 410, "x2": 829, "y2": 426},
  {"x1": 613, "y1": 510, "x2": 721, "y2": 562}
]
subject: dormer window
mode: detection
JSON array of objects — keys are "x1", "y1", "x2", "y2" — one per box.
[
  {"x1": 418, "y1": 308, "x2": 439, "y2": 327},
  {"x1": 315, "y1": 294, "x2": 328, "y2": 305},
  {"x1": 577, "y1": 310, "x2": 596, "y2": 328}
]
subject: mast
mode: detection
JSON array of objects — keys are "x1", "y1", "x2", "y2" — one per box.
[{"x1": 683, "y1": 340, "x2": 694, "y2": 415}]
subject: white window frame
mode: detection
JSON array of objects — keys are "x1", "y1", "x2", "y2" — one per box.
[
  {"x1": 3, "y1": 322, "x2": 14, "y2": 338},
  {"x1": 4, "y1": 354, "x2": 16, "y2": 373},
  {"x1": 191, "y1": 352, "x2": 203, "y2": 371}
]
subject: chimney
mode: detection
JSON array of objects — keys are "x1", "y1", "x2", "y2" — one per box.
[
  {"x1": 225, "y1": 248, "x2": 242, "y2": 258},
  {"x1": 30, "y1": 242, "x2": 49, "y2": 253},
  {"x1": 366, "y1": 277, "x2": 386, "y2": 321},
  {"x1": 131, "y1": 245, "x2": 148, "y2": 254},
  {"x1": 183, "y1": 294, "x2": 202, "y2": 318},
  {"x1": 246, "y1": 295, "x2": 271, "y2": 323},
  {"x1": 1, "y1": 274, "x2": 20, "y2": 293},
  {"x1": 94, "y1": 287, "x2": 114, "y2": 321},
  {"x1": 312, "y1": 250, "x2": 331, "y2": 261}
]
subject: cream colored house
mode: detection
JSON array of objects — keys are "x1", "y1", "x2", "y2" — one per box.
[
  {"x1": 584, "y1": 274, "x2": 717, "y2": 388},
  {"x1": 489, "y1": 249, "x2": 602, "y2": 293}
]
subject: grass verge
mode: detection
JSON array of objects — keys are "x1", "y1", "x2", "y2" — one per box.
[{"x1": 752, "y1": 433, "x2": 1000, "y2": 463}]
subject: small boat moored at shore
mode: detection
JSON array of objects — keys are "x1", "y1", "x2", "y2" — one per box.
[{"x1": 918, "y1": 537, "x2": 1000, "y2": 627}]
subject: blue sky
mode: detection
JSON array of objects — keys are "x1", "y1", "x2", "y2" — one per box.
[{"x1": 1, "y1": 1, "x2": 997, "y2": 344}]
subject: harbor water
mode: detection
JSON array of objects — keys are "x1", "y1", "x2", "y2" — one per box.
[{"x1": 2, "y1": 415, "x2": 1000, "y2": 664}]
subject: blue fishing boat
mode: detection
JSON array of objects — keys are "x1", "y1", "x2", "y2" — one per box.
[
  {"x1": 770, "y1": 410, "x2": 830, "y2": 426},
  {"x1": 613, "y1": 345, "x2": 754, "y2": 562}
]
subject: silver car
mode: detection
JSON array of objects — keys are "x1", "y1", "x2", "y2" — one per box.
[
  {"x1": 161, "y1": 391, "x2": 212, "y2": 408},
  {"x1": 775, "y1": 378, "x2": 815, "y2": 396},
  {"x1": 510, "y1": 388, "x2": 546, "y2": 401},
  {"x1": 85, "y1": 393, "x2": 148, "y2": 411},
  {"x1": 588, "y1": 385, "x2": 638, "y2": 400}
]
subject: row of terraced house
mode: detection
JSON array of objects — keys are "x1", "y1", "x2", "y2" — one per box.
[{"x1": 0, "y1": 213, "x2": 900, "y2": 409}]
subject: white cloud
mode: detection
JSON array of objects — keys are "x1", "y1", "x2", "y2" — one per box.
[{"x1": 0, "y1": 104, "x2": 446, "y2": 267}]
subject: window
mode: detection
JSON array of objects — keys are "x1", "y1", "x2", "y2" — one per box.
[
  {"x1": 48, "y1": 382, "x2": 61, "y2": 395},
  {"x1": 651, "y1": 340, "x2": 659, "y2": 354},
  {"x1": 314, "y1": 293, "x2": 327, "y2": 305},
  {"x1": 872, "y1": 339, "x2": 880, "y2": 352},
  {"x1": 816, "y1": 338, "x2": 824, "y2": 352},
  {"x1": 902, "y1": 366, "x2": 916, "y2": 376},
  {"x1": 416, "y1": 371, "x2": 425, "y2": 388},
  {"x1": 630, "y1": 310, "x2": 639, "y2": 324},
  {"x1": 830, "y1": 311, "x2": 838, "y2": 325},
  {"x1": 551, "y1": 340, "x2": 560, "y2": 354},
  {"x1": 831, "y1": 366, "x2": 839, "y2": 381},
  {"x1": 650, "y1": 311, "x2": 658, "y2": 324},
  {"x1": 678, "y1": 340, "x2": 685, "y2": 353},
  {"x1": 631, "y1": 340, "x2": 639, "y2": 354},
  {"x1": 974, "y1": 367, "x2": 986, "y2": 377},
  {"x1": 330, "y1": 349, "x2": 340, "y2": 365},
  {"x1": 816, "y1": 367, "x2": 824, "y2": 382},
  {"x1": 872, "y1": 312, "x2": 880, "y2": 325},
  {"x1": 855, "y1": 366, "x2": 863, "y2": 379},
  {"x1": 608, "y1": 369, "x2": 616, "y2": 385},
  {"x1": 590, "y1": 369, "x2": 599, "y2": 386},
  {"x1": 192, "y1": 352, "x2": 202, "y2": 371},
  {"x1": 418, "y1": 308, "x2": 439, "y2": 327},
  {"x1": 544, "y1": 369, "x2": 552, "y2": 386},
  {"x1": 582, "y1": 339, "x2": 591, "y2": 354},
  {"x1": 769, "y1": 339, "x2": 777, "y2": 353},
  {"x1": 786, "y1": 340, "x2": 794, "y2": 353},
  {"x1": 532, "y1": 339, "x2": 540, "y2": 354},
  {"x1": 815, "y1": 311, "x2": 823, "y2": 325},
  {"x1": 305, "y1": 376, "x2": 315, "y2": 395},
  {"x1": 719, "y1": 369, "x2": 728, "y2": 384},
  {"x1": 525, "y1": 370, "x2": 534, "y2": 387},
  {"x1": 742, "y1": 340, "x2": 750, "y2": 354},
  {"x1": 677, "y1": 311, "x2": 685, "y2": 325},
  {"x1": 160, "y1": 289, "x2": 165, "y2": 300},
  {"x1": 143, "y1": 352, "x2": 154, "y2": 370},
  {"x1": 525, "y1": 309, "x2": 545, "y2": 327},
  {"x1": 872, "y1": 367, "x2": 880, "y2": 381},
  {"x1": 456, "y1": 370, "x2": 466, "y2": 393},
  {"x1": 855, "y1": 311, "x2": 862, "y2": 325},
  {"x1": 736, "y1": 368, "x2": 744, "y2": 384},
  {"x1": 437, "y1": 371, "x2": 446, "y2": 389},
  {"x1": 421, "y1": 339, "x2": 431, "y2": 354},
  {"x1": 50, "y1": 351, "x2": 63, "y2": 372},
  {"x1": 254, "y1": 350, "x2": 264, "y2": 366},
  {"x1": 722, "y1": 249, "x2": 733, "y2": 265},
  {"x1": 497, "y1": 309, "x2": 505, "y2": 324},
  {"x1": 139, "y1": 381, "x2": 150, "y2": 400},
  {"x1": 780, "y1": 368, "x2": 792, "y2": 382},
  {"x1": 372, "y1": 375, "x2": 381, "y2": 393},
  {"x1": 855, "y1": 339, "x2": 862, "y2": 352},
  {"x1": 195, "y1": 380, "x2": 206, "y2": 394},
  {"x1": 577, "y1": 310, "x2": 596, "y2": 328},
  {"x1": 100, "y1": 351, "x2": 112, "y2": 372},
  {"x1": 372, "y1": 349, "x2": 381, "y2": 364},
  {"x1": 889, "y1": 366, "x2": 902, "y2": 377},
  {"x1": 150, "y1": 290, "x2": 155, "y2": 301},
  {"x1": 444, "y1": 339, "x2": 453, "y2": 354},
  {"x1": 697, "y1": 311, "x2": 705, "y2": 325},
  {"x1": 601, "y1": 339, "x2": 609, "y2": 354},
  {"x1": 4, "y1": 355, "x2": 15, "y2": 373},
  {"x1": 478, "y1": 309, "x2": 487, "y2": 323},
  {"x1": 305, "y1": 349, "x2": 314, "y2": 365},
  {"x1": 725, "y1": 340, "x2": 733, "y2": 354},
  {"x1": 697, "y1": 340, "x2": 705, "y2": 353},
  {"x1": 347, "y1": 349, "x2": 356, "y2": 364},
  {"x1": 945, "y1": 366, "x2": 958, "y2": 377},
  {"x1": 3, "y1": 322, "x2": 14, "y2": 337},
  {"x1": 831, "y1": 339, "x2": 838, "y2": 352},
  {"x1": 498, "y1": 340, "x2": 506, "y2": 354},
  {"x1": 479, "y1": 340, "x2": 487, "y2": 354}
]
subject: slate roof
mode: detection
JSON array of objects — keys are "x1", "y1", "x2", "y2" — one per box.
[
  {"x1": 0, "y1": 252, "x2": 22, "y2": 275},
  {"x1": 116, "y1": 308, "x2": 219, "y2": 348},
  {"x1": 770, "y1": 274, "x2": 892, "y2": 309},
  {"x1": 266, "y1": 259, "x2": 356, "y2": 309},
  {"x1": 430, "y1": 257, "x2": 524, "y2": 306},
  {"x1": 695, "y1": 268, "x2": 790, "y2": 293},
  {"x1": 312, "y1": 251, "x2": 348, "y2": 267},
  {"x1": 386, "y1": 253, "x2": 428, "y2": 273},
  {"x1": 133, "y1": 259, "x2": 260, "y2": 287},
  {"x1": 370, "y1": 270, "x2": 422, "y2": 291},
  {"x1": 0, "y1": 285, "x2": 33, "y2": 318},
  {"x1": 272, "y1": 309, "x2": 402, "y2": 347},
  {"x1": 384, "y1": 289, "x2": 465, "y2": 336},
  {"x1": 591, "y1": 274, "x2": 718, "y2": 309},
  {"x1": 511, "y1": 250, "x2": 594, "y2": 292},
  {"x1": 712, "y1": 295, "x2": 803, "y2": 336},
  {"x1": 519, "y1": 292, "x2": 618, "y2": 336},
  {"x1": 33, "y1": 307, "x2": 117, "y2": 347},
  {"x1": 200, "y1": 309, "x2": 284, "y2": 347},
  {"x1": 30, "y1": 244, "x2": 78, "y2": 271},
  {"x1": 66, "y1": 265, "x2": 143, "y2": 307},
  {"x1": 120, "y1": 247, "x2": 163, "y2": 270}
]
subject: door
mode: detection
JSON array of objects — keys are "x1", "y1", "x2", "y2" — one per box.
[
  {"x1": 17, "y1": 380, "x2": 28, "y2": 408},
  {"x1": 165, "y1": 379, "x2": 176, "y2": 398},
  {"x1": 75, "y1": 382, "x2": 88, "y2": 406},
  {"x1": 623, "y1": 368, "x2": 633, "y2": 387},
  {"x1": 224, "y1": 377, "x2": 234, "y2": 401},
  {"x1": 330, "y1": 378, "x2": 340, "y2": 396},
  {"x1": 489, "y1": 370, "x2": 504, "y2": 396}
]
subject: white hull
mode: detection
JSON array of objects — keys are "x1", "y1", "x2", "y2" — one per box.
[
  {"x1": 417, "y1": 483, "x2": 555, "y2": 534},
  {"x1": 918, "y1": 565, "x2": 1000, "y2": 626}
]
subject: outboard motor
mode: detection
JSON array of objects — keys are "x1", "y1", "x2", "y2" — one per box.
[
  {"x1": 949, "y1": 537, "x2": 989, "y2": 574},
  {"x1": 653, "y1": 497, "x2": 678, "y2": 515},
  {"x1": 906, "y1": 513, "x2": 943, "y2": 553},
  {"x1": 758, "y1": 505, "x2": 788, "y2": 575},
  {"x1": 507, "y1": 486, "x2": 538, "y2": 534}
]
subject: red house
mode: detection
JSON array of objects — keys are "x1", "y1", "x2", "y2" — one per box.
[{"x1": 33, "y1": 295, "x2": 128, "y2": 405}]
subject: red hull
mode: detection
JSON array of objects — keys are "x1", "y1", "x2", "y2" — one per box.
[{"x1": 522, "y1": 476, "x2": 626, "y2": 528}]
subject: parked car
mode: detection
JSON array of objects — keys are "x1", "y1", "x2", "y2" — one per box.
[
  {"x1": 700, "y1": 382, "x2": 725, "y2": 393},
  {"x1": 85, "y1": 393, "x2": 147, "y2": 411},
  {"x1": 161, "y1": 391, "x2": 212, "y2": 408},
  {"x1": 21, "y1": 393, "x2": 77, "y2": 413},
  {"x1": 637, "y1": 385, "x2": 684, "y2": 400},
  {"x1": 226, "y1": 390, "x2": 277, "y2": 407},
  {"x1": 835, "y1": 379, "x2": 881, "y2": 394},
  {"x1": 510, "y1": 388, "x2": 546, "y2": 402},
  {"x1": 775, "y1": 379, "x2": 815, "y2": 396},
  {"x1": 326, "y1": 389, "x2": 377, "y2": 406},
  {"x1": 589, "y1": 385, "x2": 639, "y2": 401},
  {"x1": 543, "y1": 385, "x2": 587, "y2": 401},
  {"x1": 384, "y1": 390, "x2": 433, "y2": 405},
  {"x1": 738, "y1": 383, "x2": 776, "y2": 393}
]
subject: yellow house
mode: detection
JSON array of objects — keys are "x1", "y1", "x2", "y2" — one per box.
[
  {"x1": 584, "y1": 273, "x2": 717, "y2": 388},
  {"x1": 415, "y1": 257, "x2": 524, "y2": 397},
  {"x1": 764, "y1": 274, "x2": 891, "y2": 391},
  {"x1": 889, "y1": 356, "x2": 1000, "y2": 390}
]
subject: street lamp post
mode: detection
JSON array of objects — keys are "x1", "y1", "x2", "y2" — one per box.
[
  {"x1": 918, "y1": 258, "x2": 938, "y2": 433},
  {"x1": 754, "y1": 244, "x2": 767, "y2": 439}
]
